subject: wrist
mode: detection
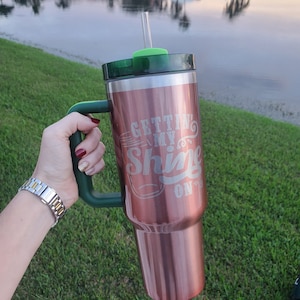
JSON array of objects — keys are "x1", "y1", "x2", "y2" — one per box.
[
  {"x1": 16, "y1": 190, "x2": 55, "y2": 228},
  {"x1": 31, "y1": 170, "x2": 78, "y2": 209}
]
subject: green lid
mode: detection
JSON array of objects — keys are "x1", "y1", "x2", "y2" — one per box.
[
  {"x1": 132, "y1": 47, "x2": 168, "y2": 58},
  {"x1": 102, "y1": 53, "x2": 195, "y2": 80}
]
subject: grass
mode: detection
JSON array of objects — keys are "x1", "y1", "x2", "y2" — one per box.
[{"x1": 0, "y1": 37, "x2": 300, "y2": 299}]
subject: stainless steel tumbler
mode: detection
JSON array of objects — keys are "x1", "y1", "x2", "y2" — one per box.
[{"x1": 69, "y1": 53, "x2": 208, "y2": 300}]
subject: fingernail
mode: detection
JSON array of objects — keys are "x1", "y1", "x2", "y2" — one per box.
[
  {"x1": 75, "y1": 149, "x2": 86, "y2": 159},
  {"x1": 85, "y1": 168, "x2": 94, "y2": 176},
  {"x1": 90, "y1": 117, "x2": 100, "y2": 125},
  {"x1": 78, "y1": 161, "x2": 89, "y2": 172}
]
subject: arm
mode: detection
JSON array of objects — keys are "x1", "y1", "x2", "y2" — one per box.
[
  {"x1": 0, "y1": 113, "x2": 105, "y2": 299},
  {"x1": 0, "y1": 191, "x2": 54, "y2": 299}
]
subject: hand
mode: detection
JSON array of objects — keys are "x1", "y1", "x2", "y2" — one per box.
[{"x1": 32, "y1": 112, "x2": 105, "y2": 209}]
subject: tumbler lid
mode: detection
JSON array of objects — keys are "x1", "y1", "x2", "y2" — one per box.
[{"x1": 102, "y1": 53, "x2": 196, "y2": 80}]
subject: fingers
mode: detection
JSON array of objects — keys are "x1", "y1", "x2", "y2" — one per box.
[
  {"x1": 75, "y1": 125, "x2": 102, "y2": 156},
  {"x1": 48, "y1": 112, "x2": 105, "y2": 176},
  {"x1": 47, "y1": 112, "x2": 100, "y2": 139},
  {"x1": 75, "y1": 127, "x2": 106, "y2": 176},
  {"x1": 77, "y1": 141, "x2": 106, "y2": 175},
  {"x1": 80, "y1": 157, "x2": 105, "y2": 176}
]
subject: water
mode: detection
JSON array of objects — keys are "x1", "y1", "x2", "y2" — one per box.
[{"x1": 1, "y1": 0, "x2": 300, "y2": 125}]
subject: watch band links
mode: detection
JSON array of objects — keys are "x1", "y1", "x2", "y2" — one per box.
[{"x1": 19, "y1": 177, "x2": 66, "y2": 227}]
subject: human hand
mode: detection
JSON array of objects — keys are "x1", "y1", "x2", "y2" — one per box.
[{"x1": 32, "y1": 112, "x2": 105, "y2": 209}]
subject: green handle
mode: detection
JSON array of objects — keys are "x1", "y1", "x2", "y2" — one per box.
[{"x1": 68, "y1": 100, "x2": 123, "y2": 207}]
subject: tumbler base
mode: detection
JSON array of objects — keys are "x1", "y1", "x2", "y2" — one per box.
[{"x1": 135, "y1": 221, "x2": 205, "y2": 300}]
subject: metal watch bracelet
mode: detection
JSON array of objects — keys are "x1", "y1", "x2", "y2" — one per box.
[{"x1": 19, "y1": 177, "x2": 66, "y2": 227}]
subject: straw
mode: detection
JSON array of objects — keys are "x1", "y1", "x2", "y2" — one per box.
[
  {"x1": 132, "y1": 12, "x2": 167, "y2": 58},
  {"x1": 141, "y1": 12, "x2": 153, "y2": 48}
]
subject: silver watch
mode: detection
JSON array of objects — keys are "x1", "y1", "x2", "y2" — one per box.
[{"x1": 19, "y1": 177, "x2": 66, "y2": 227}]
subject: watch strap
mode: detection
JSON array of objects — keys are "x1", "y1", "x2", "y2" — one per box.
[{"x1": 19, "y1": 177, "x2": 66, "y2": 227}]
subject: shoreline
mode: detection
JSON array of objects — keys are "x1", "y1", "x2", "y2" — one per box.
[{"x1": 1, "y1": 34, "x2": 299, "y2": 127}]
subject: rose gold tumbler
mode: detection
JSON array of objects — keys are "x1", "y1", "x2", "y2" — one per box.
[{"x1": 69, "y1": 53, "x2": 207, "y2": 300}]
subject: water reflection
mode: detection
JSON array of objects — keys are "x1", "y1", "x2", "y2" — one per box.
[
  {"x1": 0, "y1": 0, "x2": 253, "y2": 29},
  {"x1": 171, "y1": 1, "x2": 190, "y2": 30},
  {"x1": 224, "y1": 0, "x2": 250, "y2": 20},
  {"x1": 1, "y1": 0, "x2": 180, "y2": 14},
  {"x1": 0, "y1": 0, "x2": 42, "y2": 15},
  {"x1": 0, "y1": 0, "x2": 14, "y2": 17},
  {"x1": 0, "y1": 0, "x2": 193, "y2": 29},
  {"x1": 15, "y1": 0, "x2": 43, "y2": 14},
  {"x1": 56, "y1": 0, "x2": 71, "y2": 9},
  {"x1": 119, "y1": 0, "x2": 191, "y2": 29}
]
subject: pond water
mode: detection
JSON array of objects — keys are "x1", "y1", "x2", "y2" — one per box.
[{"x1": 1, "y1": 0, "x2": 300, "y2": 125}]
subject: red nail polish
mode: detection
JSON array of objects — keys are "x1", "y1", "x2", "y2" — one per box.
[
  {"x1": 91, "y1": 118, "x2": 100, "y2": 124},
  {"x1": 75, "y1": 149, "x2": 86, "y2": 159}
]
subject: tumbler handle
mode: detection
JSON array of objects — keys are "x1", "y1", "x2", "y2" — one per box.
[{"x1": 68, "y1": 100, "x2": 123, "y2": 207}]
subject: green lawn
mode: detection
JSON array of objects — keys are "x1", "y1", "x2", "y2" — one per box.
[{"x1": 1, "y1": 38, "x2": 300, "y2": 299}]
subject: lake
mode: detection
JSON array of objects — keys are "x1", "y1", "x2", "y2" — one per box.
[{"x1": 1, "y1": 0, "x2": 300, "y2": 125}]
